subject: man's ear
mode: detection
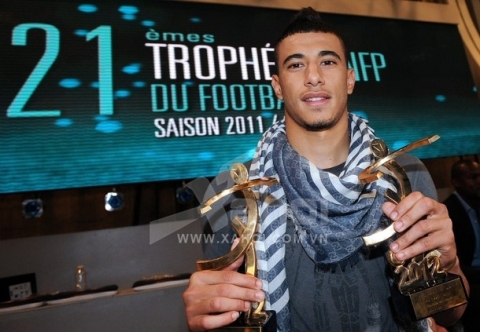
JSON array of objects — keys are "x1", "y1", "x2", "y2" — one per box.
[
  {"x1": 347, "y1": 68, "x2": 356, "y2": 95},
  {"x1": 271, "y1": 75, "x2": 283, "y2": 100},
  {"x1": 451, "y1": 178, "x2": 459, "y2": 188}
]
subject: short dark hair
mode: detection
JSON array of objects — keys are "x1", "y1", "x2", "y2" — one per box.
[
  {"x1": 451, "y1": 159, "x2": 479, "y2": 180},
  {"x1": 274, "y1": 7, "x2": 348, "y2": 66}
]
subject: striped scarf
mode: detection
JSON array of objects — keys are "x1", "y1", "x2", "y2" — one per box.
[{"x1": 248, "y1": 113, "x2": 394, "y2": 331}]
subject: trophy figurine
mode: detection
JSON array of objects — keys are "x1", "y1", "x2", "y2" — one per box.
[
  {"x1": 196, "y1": 163, "x2": 278, "y2": 331},
  {"x1": 359, "y1": 135, "x2": 468, "y2": 320}
]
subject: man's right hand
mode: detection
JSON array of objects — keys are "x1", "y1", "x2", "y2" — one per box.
[{"x1": 183, "y1": 255, "x2": 265, "y2": 332}]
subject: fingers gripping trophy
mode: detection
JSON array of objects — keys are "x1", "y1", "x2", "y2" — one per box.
[
  {"x1": 196, "y1": 163, "x2": 277, "y2": 331},
  {"x1": 359, "y1": 135, "x2": 468, "y2": 320}
]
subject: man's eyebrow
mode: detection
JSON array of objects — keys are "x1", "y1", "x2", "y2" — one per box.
[
  {"x1": 319, "y1": 50, "x2": 341, "y2": 60},
  {"x1": 282, "y1": 50, "x2": 342, "y2": 66},
  {"x1": 283, "y1": 53, "x2": 304, "y2": 66}
]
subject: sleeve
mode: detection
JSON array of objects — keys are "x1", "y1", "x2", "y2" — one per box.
[{"x1": 396, "y1": 153, "x2": 438, "y2": 200}]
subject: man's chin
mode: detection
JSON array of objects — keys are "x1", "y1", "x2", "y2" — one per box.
[{"x1": 304, "y1": 122, "x2": 334, "y2": 132}]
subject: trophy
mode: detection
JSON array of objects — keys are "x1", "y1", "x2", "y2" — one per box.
[
  {"x1": 196, "y1": 163, "x2": 278, "y2": 331},
  {"x1": 359, "y1": 135, "x2": 468, "y2": 320}
]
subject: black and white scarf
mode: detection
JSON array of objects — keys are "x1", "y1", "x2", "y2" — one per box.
[{"x1": 248, "y1": 113, "x2": 395, "y2": 331}]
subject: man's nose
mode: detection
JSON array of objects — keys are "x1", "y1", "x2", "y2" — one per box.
[{"x1": 305, "y1": 65, "x2": 324, "y2": 86}]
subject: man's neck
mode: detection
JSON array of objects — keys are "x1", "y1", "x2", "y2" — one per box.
[
  {"x1": 457, "y1": 191, "x2": 480, "y2": 211},
  {"x1": 286, "y1": 120, "x2": 350, "y2": 170}
]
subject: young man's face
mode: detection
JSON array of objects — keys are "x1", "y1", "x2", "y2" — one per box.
[
  {"x1": 454, "y1": 163, "x2": 480, "y2": 199},
  {"x1": 271, "y1": 32, "x2": 355, "y2": 132}
]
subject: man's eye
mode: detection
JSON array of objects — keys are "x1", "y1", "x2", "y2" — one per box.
[
  {"x1": 322, "y1": 60, "x2": 336, "y2": 66},
  {"x1": 288, "y1": 63, "x2": 302, "y2": 69}
]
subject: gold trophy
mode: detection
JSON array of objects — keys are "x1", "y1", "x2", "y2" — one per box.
[
  {"x1": 359, "y1": 135, "x2": 468, "y2": 320},
  {"x1": 196, "y1": 163, "x2": 278, "y2": 331}
]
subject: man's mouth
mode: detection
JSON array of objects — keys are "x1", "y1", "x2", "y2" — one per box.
[
  {"x1": 305, "y1": 96, "x2": 327, "y2": 102},
  {"x1": 302, "y1": 92, "x2": 330, "y2": 102}
]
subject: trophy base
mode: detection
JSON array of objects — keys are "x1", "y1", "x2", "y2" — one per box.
[
  {"x1": 211, "y1": 310, "x2": 277, "y2": 332},
  {"x1": 392, "y1": 273, "x2": 468, "y2": 320}
]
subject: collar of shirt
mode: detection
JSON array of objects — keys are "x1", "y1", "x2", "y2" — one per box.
[{"x1": 454, "y1": 191, "x2": 480, "y2": 267}]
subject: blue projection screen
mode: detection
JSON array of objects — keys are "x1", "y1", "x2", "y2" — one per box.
[{"x1": 0, "y1": 0, "x2": 479, "y2": 194}]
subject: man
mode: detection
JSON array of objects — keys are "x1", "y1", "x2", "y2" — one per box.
[
  {"x1": 444, "y1": 159, "x2": 480, "y2": 268},
  {"x1": 183, "y1": 7, "x2": 468, "y2": 331},
  {"x1": 443, "y1": 159, "x2": 480, "y2": 332}
]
